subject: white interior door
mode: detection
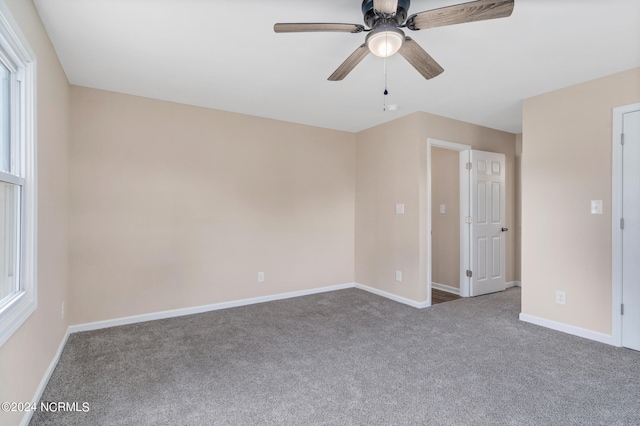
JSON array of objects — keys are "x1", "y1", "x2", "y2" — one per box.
[
  {"x1": 470, "y1": 150, "x2": 506, "y2": 296},
  {"x1": 622, "y1": 109, "x2": 640, "y2": 351}
]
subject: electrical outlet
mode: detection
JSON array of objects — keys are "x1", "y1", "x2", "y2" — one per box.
[
  {"x1": 555, "y1": 290, "x2": 566, "y2": 305},
  {"x1": 61, "y1": 302, "x2": 65, "y2": 319},
  {"x1": 395, "y1": 270, "x2": 402, "y2": 282},
  {"x1": 396, "y1": 203, "x2": 405, "y2": 214},
  {"x1": 258, "y1": 272, "x2": 265, "y2": 283}
]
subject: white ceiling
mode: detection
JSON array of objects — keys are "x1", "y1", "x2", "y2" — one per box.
[{"x1": 34, "y1": 0, "x2": 640, "y2": 134}]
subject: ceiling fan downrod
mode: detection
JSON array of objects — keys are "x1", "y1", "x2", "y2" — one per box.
[{"x1": 361, "y1": 0, "x2": 410, "y2": 27}]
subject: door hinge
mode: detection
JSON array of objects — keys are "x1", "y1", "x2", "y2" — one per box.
[
  {"x1": 621, "y1": 218, "x2": 625, "y2": 230},
  {"x1": 466, "y1": 162, "x2": 472, "y2": 170},
  {"x1": 621, "y1": 133, "x2": 625, "y2": 145},
  {"x1": 466, "y1": 270, "x2": 473, "y2": 278},
  {"x1": 465, "y1": 216, "x2": 472, "y2": 224},
  {"x1": 621, "y1": 304, "x2": 624, "y2": 315}
]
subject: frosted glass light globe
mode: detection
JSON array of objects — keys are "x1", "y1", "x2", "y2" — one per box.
[{"x1": 366, "y1": 25, "x2": 405, "y2": 57}]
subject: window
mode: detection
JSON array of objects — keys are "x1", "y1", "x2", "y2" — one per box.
[{"x1": 0, "y1": 2, "x2": 36, "y2": 347}]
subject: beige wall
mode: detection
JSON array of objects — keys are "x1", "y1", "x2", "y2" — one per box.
[
  {"x1": 355, "y1": 111, "x2": 516, "y2": 303},
  {"x1": 431, "y1": 147, "x2": 460, "y2": 288},
  {"x1": 69, "y1": 87, "x2": 355, "y2": 324},
  {"x1": 522, "y1": 67, "x2": 640, "y2": 334},
  {"x1": 355, "y1": 114, "x2": 423, "y2": 300},
  {"x1": 0, "y1": 1, "x2": 70, "y2": 425}
]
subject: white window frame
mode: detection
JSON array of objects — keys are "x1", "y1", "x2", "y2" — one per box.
[{"x1": 0, "y1": 0, "x2": 37, "y2": 348}]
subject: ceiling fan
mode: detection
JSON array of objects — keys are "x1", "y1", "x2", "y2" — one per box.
[{"x1": 274, "y1": 0, "x2": 514, "y2": 81}]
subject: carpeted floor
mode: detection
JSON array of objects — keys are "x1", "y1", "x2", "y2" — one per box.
[{"x1": 30, "y1": 288, "x2": 640, "y2": 425}]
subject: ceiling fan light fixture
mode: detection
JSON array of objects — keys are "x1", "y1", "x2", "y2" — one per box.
[{"x1": 365, "y1": 24, "x2": 404, "y2": 58}]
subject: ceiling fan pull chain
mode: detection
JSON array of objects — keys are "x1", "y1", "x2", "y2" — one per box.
[{"x1": 383, "y1": 56, "x2": 389, "y2": 111}]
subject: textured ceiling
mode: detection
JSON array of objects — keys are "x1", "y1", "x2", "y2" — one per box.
[{"x1": 34, "y1": 0, "x2": 640, "y2": 133}]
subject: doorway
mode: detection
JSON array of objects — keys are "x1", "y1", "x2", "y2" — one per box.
[
  {"x1": 612, "y1": 102, "x2": 640, "y2": 350},
  {"x1": 427, "y1": 139, "x2": 471, "y2": 304},
  {"x1": 431, "y1": 146, "x2": 463, "y2": 304},
  {"x1": 427, "y1": 139, "x2": 507, "y2": 305}
]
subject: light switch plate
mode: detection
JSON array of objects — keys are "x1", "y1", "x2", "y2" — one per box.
[
  {"x1": 440, "y1": 204, "x2": 446, "y2": 214},
  {"x1": 396, "y1": 203, "x2": 405, "y2": 214},
  {"x1": 591, "y1": 200, "x2": 603, "y2": 214}
]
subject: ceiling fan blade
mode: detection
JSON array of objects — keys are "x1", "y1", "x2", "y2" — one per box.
[
  {"x1": 373, "y1": 0, "x2": 399, "y2": 16},
  {"x1": 328, "y1": 44, "x2": 370, "y2": 81},
  {"x1": 406, "y1": 0, "x2": 514, "y2": 30},
  {"x1": 398, "y1": 37, "x2": 444, "y2": 80},
  {"x1": 274, "y1": 23, "x2": 364, "y2": 33}
]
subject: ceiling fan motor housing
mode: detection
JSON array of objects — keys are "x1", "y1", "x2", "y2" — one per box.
[{"x1": 361, "y1": 0, "x2": 410, "y2": 27}]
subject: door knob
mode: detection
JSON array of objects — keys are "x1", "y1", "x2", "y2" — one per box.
[{"x1": 501, "y1": 227, "x2": 509, "y2": 232}]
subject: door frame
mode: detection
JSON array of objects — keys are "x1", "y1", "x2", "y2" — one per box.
[
  {"x1": 612, "y1": 102, "x2": 640, "y2": 347},
  {"x1": 427, "y1": 138, "x2": 471, "y2": 300}
]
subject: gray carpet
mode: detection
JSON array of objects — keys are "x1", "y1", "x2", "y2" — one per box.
[{"x1": 30, "y1": 288, "x2": 640, "y2": 425}]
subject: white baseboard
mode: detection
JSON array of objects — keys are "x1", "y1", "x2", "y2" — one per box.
[
  {"x1": 519, "y1": 313, "x2": 613, "y2": 346},
  {"x1": 68, "y1": 282, "x2": 435, "y2": 334},
  {"x1": 431, "y1": 282, "x2": 460, "y2": 295},
  {"x1": 69, "y1": 282, "x2": 355, "y2": 333},
  {"x1": 354, "y1": 283, "x2": 429, "y2": 308},
  {"x1": 20, "y1": 327, "x2": 71, "y2": 426},
  {"x1": 506, "y1": 281, "x2": 522, "y2": 288},
  {"x1": 68, "y1": 281, "x2": 438, "y2": 334}
]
